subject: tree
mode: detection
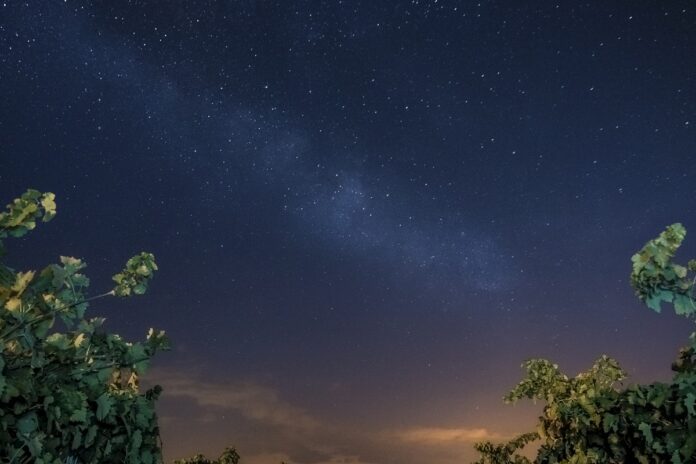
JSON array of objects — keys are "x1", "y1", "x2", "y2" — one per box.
[
  {"x1": 472, "y1": 223, "x2": 696, "y2": 464},
  {"x1": 0, "y1": 189, "x2": 170, "y2": 463}
]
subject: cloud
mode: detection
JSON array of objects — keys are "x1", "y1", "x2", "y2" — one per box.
[
  {"x1": 152, "y1": 370, "x2": 320, "y2": 433},
  {"x1": 243, "y1": 452, "x2": 293, "y2": 464},
  {"x1": 310, "y1": 455, "x2": 377, "y2": 464},
  {"x1": 243, "y1": 453, "x2": 375, "y2": 464},
  {"x1": 149, "y1": 369, "x2": 365, "y2": 463},
  {"x1": 148, "y1": 370, "x2": 523, "y2": 464},
  {"x1": 393, "y1": 427, "x2": 504, "y2": 445}
]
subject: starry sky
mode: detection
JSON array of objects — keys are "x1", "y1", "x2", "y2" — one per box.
[{"x1": 2, "y1": 1, "x2": 696, "y2": 463}]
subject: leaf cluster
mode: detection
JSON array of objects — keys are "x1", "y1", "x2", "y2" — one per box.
[
  {"x1": 630, "y1": 223, "x2": 696, "y2": 316},
  {"x1": 0, "y1": 190, "x2": 169, "y2": 463},
  {"x1": 112, "y1": 253, "x2": 158, "y2": 297},
  {"x1": 472, "y1": 432, "x2": 538, "y2": 464},
  {"x1": 0, "y1": 189, "x2": 56, "y2": 237}
]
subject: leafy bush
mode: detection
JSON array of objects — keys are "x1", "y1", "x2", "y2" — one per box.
[
  {"x1": 0, "y1": 189, "x2": 170, "y2": 463},
  {"x1": 472, "y1": 223, "x2": 696, "y2": 464},
  {"x1": 173, "y1": 447, "x2": 241, "y2": 464}
]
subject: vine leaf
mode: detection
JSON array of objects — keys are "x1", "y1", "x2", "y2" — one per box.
[
  {"x1": 638, "y1": 422, "x2": 653, "y2": 444},
  {"x1": 96, "y1": 393, "x2": 114, "y2": 421},
  {"x1": 17, "y1": 412, "x2": 38, "y2": 435}
]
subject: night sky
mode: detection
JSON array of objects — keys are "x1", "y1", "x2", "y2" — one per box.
[{"x1": 2, "y1": 1, "x2": 696, "y2": 463}]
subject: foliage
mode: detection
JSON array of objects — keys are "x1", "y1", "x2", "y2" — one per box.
[
  {"x1": 471, "y1": 432, "x2": 538, "y2": 464},
  {"x1": 630, "y1": 223, "x2": 696, "y2": 316},
  {"x1": 472, "y1": 223, "x2": 696, "y2": 464},
  {"x1": 0, "y1": 189, "x2": 170, "y2": 463},
  {"x1": 112, "y1": 253, "x2": 158, "y2": 298},
  {"x1": 172, "y1": 447, "x2": 241, "y2": 464},
  {"x1": 0, "y1": 189, "x2": 56, "y2": 238}
]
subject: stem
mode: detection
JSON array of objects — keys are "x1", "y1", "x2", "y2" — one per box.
[
  {"x1": 83, "y1": 290, "x2": 117, "y2": 302},
  {"x1": 8, "y1": 442, "x2": 27, "y2": 464},
  {"x1": 0, "y1": 290, "x2": 115, "y2": 341}
]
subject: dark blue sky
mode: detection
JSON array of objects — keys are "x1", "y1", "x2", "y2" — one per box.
[{"x1": 2, "y1": 2, "x2": 696, "y2": 463}]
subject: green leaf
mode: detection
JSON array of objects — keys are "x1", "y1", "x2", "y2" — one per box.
[
  {"x1": 674, "y1": 294, "x2": 696, "y2": 316},
  {"x1": 646, "y1": 290, "x2": 672, "y2": 313},
  {"x1": 131, "y1": 429, "x2": 142, "y2": 451},
  {"x1": 639, "y1": 422, "x2": 653, "y2": 444},
  {"x1": 97, "y1": 367, "x2": 113, "y2": 383},
  {"x1": 685, "y1": 393, "x2": 696, "y2": 416},
  {"x1": 69, "y1": 407, "x2": 87, "y2": 423},
  {"x1": 96, "y1": 393, "x2": 114, "y2": 421},
  {"x1": 45, "y1": 333, "x2": 70, "y2": 351},
  {"x1": 674, "y1": 264, "x2": 688, "y2": 278},
  {"x1": 682, "y1": 434, "x2": 696, "y2": 461},
  {"x1": 71, "y1": 429, "x2": 82, "y2": 450},
  {"x1": 141, "y1": 450, "x2": 153, "y2": 464},
  {"x1": 602, "y1": 413, "x2": 617, "y2": 433},
  {"x1": 673, "y1": 450, "x2": 683, "y2": 464},
  {"x1": 84, "y1": 425, "x2": 97, "y2": 447},
  {"x1": 128, "y1": 343, "x2": 150, "y2": 374},
  {"x1": 25, "y1": 435, "x2": 43, "y2": 456},
  {"x1": 17, "y1": 411, "x2": 38, "y2": 435}
]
